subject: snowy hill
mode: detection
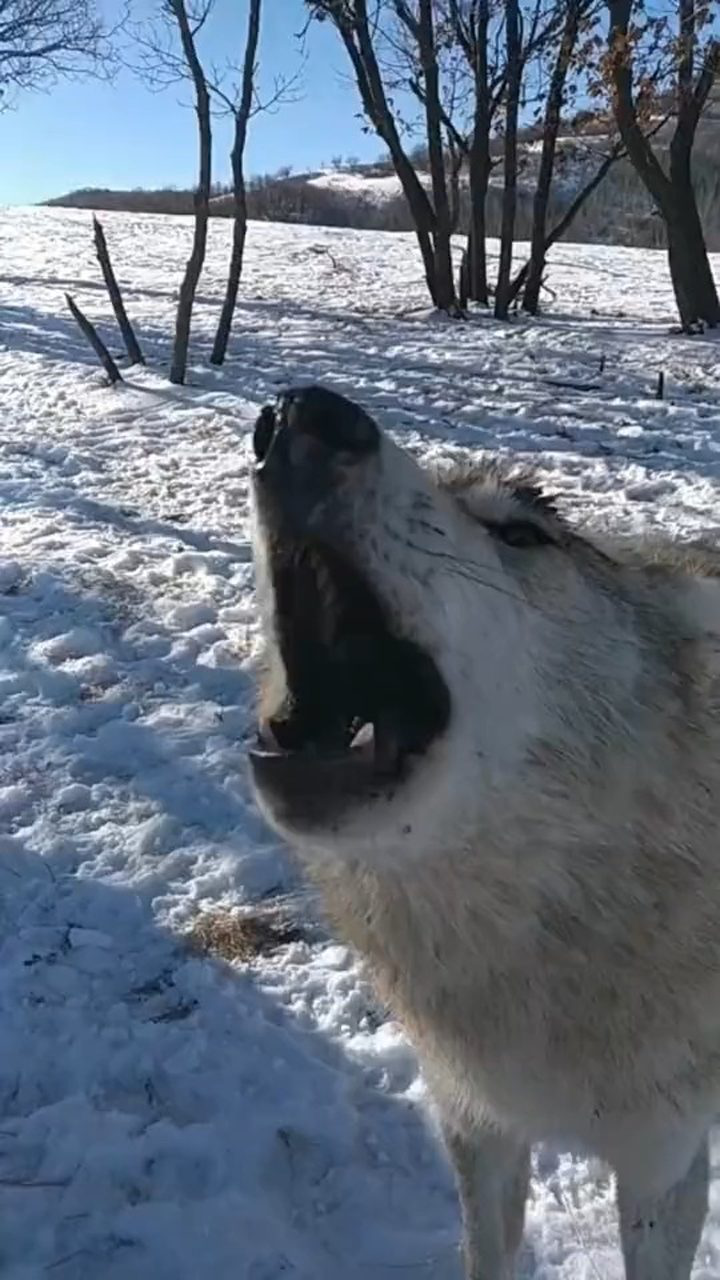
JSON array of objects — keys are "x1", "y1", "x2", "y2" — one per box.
[
  {"x1": 47, "y1": 107, "x2": 720, "y2": 251},
  {"x1": 303, "y1": 132, "x2": 615, "y2": 200},
  {"x1": 1, "y1": 207, "x2": 720, "y2": 1278}
]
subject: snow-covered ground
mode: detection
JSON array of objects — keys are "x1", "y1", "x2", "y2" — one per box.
[{"x1": 1, "y1": 206, "x2": 720, "y2": 1280}]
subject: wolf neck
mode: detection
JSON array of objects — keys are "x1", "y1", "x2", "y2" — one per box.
[{"x1": 306, "y1": 846, "x2": 538, "y2": 1014}]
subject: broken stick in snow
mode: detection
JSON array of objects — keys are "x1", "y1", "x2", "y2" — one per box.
[
  {"x1": 92, "y1": 217, "x2": 145, "y2": 365},
  {"x1": 64, "y1": 293, "x2": 123, "y2": 384}
]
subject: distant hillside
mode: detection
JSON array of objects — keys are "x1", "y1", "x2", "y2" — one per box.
[{"x1": 44, "y1": 115, "x2": 720, "y2": 252}]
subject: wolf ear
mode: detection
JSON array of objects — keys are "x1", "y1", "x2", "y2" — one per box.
[{"x1": 438, "y1": 466, "x2": 564, "y2": 547}]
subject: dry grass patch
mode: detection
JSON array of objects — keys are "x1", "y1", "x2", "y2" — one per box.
[{"x1": 187, "y1": 907, "x2": 303, "y2": 964}]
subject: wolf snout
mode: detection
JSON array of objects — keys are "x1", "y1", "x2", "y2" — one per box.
[{"x1": 252, "y1": 385, "x2": 380, "y2": 528}]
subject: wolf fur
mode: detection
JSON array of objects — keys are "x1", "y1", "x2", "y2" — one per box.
[{"x1": 250, "y1": 393, "x2": 720, "y2": 1279}]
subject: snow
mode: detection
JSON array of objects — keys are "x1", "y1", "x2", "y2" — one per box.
[
  {"x1": 0, "y1": 205, "x2": 720, "y2": 1279},
  {"x1": 306, "y1": 169, "x2": 408, "y2": 204},
  {"x1": 306, "y1": 134, "x2": 619, "y2": 205},
  {"x1": 511, "y1": 135, "x2": 615, "y2": 195}
]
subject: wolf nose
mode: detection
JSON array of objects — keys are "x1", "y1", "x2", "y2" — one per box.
[{"x1": 253, "y1": 385, "x2": 380, "y2": 468}]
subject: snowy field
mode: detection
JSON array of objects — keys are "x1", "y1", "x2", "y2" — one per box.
[{"x1": 1, "y1": 206, "x2": 720, "y2": 1280}]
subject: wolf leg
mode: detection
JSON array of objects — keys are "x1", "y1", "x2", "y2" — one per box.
[
  {"x1": 443, "y1": 1122, "x2": 531, "y2": 1280},
  {"x1": 616, "y1": 1135, "x2": 709, "y2": 1280}
]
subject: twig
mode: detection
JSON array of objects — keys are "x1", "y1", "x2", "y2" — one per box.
[
  {"x1": 92, "y1": 218, "x2": 144, "y2": 365},
  {"x1": 64, "y1": 294, "x2": 123, "y2": 384},
  {"x1": 308, "y1": 245, "x2": 348, "y2": 272}
]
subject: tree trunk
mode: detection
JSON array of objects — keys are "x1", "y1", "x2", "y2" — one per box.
[
  {"x1": 447, "y1": 132, "x2": 463, "y2": 236},
  {"x1": 667, "y1": 119, "x2": 720, "y2": 328},
  {"x1": 418, "y1": 0, "x2": 457, "y2": 312},
  {"x1": 522, "y1": 0, "x2": 583, "y2": 314},
  {"x1": 495, "y1": 0, "x2": 521, "y2": 319},
  {"x1": 452, "y1": 0, "x2": 491, "y2": 305},
  {"x1": 606, "y1": 0, "x2": 720, "y2": 330},
  {"x1": 458, "y1": 246, "x2": 470, "y2": 310},
  {"x1": 169, "y1": 0, "x2": 212, "y2": 386},
  {"x1": 210, "y1": 216, "x2": 247, "y2": 365},
  {"x1": 210, "y1": 0, "x2": 261, "y2": 366},
  {"x1": 92, "y1": 217, "x2": 144, "y2": 364},
  {"x1": 467, "y1": 124, "x2": 491, "y2": 305},
  {"x1": 666, "y1": 199, "x2": 720, "y2": 328},
  {"x1": 334, "y1": 1, "x2": 442, "y2": 306}
]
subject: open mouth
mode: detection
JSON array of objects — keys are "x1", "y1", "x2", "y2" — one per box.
[{"x1": 249, "y1": 540, "x2": 451, "y2": 826}]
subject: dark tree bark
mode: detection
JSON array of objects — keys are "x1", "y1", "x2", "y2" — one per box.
[
  {"x1": 466, "y1": 134, "x2": 492, "y2": 304},
  {"x1": 65, "y1": 293, "x2": 123, "y2": 383},
  {"x1": 209, "y1": 0, "x2": 261, "y2": 366},
  {"x1": 168, "y1": 0, "x2": 212, "y2": 384},
  {"x1": 446, "y1": 130, "x2": 464, "y2": 235},
  {"x1": 494, "y1": 0, "x2": 521, "y2": 318},
  {"x1": 448, "y1": 0, "x2": 497, "y2": 306},
  {"x1": 468, "y1": 4, "x2": 492, "y2": 304},
  {"x1": 458, "y1": 245, "x2": 470, "y2": 309},
  {"x1": 92, "y1": 217, "x2": 145, "y2": 364},
  {"x1": 522, "y1": 0, "x2": 585, "y2": 314},
  {"x1": 417, "y1": 0, "x2": 457, "y2": 311},
  {"x1": 607, "y1": 0, "x2": 720, "y2": 329}
]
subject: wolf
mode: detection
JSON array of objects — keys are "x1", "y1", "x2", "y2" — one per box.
[{"x1": 248, "y1": 383, "x2": 720, "y2": 1279}]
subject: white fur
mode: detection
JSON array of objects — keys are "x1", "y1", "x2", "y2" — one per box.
[{"x1": 252, "y1": 431, "x2": 720, "y2": 1279}]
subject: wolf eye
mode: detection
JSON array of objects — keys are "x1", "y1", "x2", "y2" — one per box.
[{"x1": 490, "y1": 520, "x2": 555, "y2": 548}]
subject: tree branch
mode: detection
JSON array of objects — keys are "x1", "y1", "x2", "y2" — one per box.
[{"x1": 65, "y1": 293, "x2": 123, "y2": 384}]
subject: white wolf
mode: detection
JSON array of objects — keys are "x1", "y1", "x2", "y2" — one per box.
[{"x1": 249, "y1": 384, "x2": 720, "y2": 1280}]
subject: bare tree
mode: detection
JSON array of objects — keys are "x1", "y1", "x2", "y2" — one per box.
[
  {"x1": 168, "y1": 0, "x2": 211, "y2": 383},
  {"x1": 208, "y1": 2, "x2": 301, "y2": 365},
  {"x1": 446, "y1": 126, "x2": 464, "y2": 232},
  {"x1": 442, "y1": 0, "x2": 570, "y2": 310},
  {"x1": 378, "y1": 0, "x2": 501, "y2": 305},
  {"x1": 394, "y1": 0, "x2": 458, "y2": 310},
  {"x1": 310, "y1": 0, "x2": 458, "y2": 312},
  {"x1": 606, "y1": 0, "x2": 720, "y2": 329},
  {"x1": 0, "y1": 0, "x2": 115, "y2": 102},
  {"x1": 522, "y1": 0, "x2": 589, "y2": 312},
  {"x1": 208, "y1": 0, "x2": 261, "y2": 366},
  {"x1": 447, "y1": 0, "x2": 505, "y2": 304},
  {"x1": 494, "y1": 0, "x2": 521, "y2": 317},
  {"x1": 135, "y1": 0, "x2": 213, "y2": 383}
]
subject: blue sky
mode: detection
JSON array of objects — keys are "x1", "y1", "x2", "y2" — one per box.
[{"x1": 0, "y1": 0, "x2": 393, "y2": 205}]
